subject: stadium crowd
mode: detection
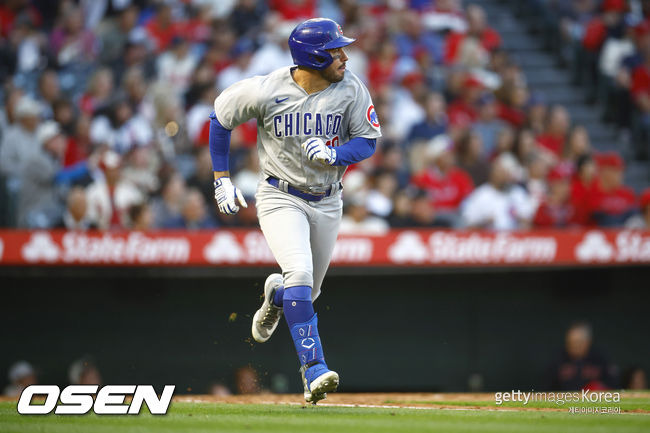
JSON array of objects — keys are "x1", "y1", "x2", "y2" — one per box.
[{"x1": 1, "y1": 0, "x2": 649, "y2": 232}]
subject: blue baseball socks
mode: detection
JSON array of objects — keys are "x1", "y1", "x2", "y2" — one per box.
[{"x1": 282, "y1": 285, "x2": 330, "y2": 383}]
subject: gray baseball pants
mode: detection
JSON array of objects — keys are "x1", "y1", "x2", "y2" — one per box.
[{"x1": 255, "y1": 180, "x2": 342, "y2": 301}]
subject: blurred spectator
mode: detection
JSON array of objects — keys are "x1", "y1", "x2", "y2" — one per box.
[
  {"x1": 97, "y1": 5, "x2": 139, "y2": 65},
  {"x1": 339, "y1": 193, "x2": 389, "y2": 235},
  {"x1": 234, "y1": 365, "x2": 261, "y2": 395},
  {"x1": 626, "y1": 187, "x2": 650, "y2": 228},
  {"x1": 445, "y1": 4, "x2": 501, "y2": 65},
  {"x1": 79, "y1": 67, "x2": 114, "y2": 116},
  {"x1": 411, "y1": 135, "x2": 474, "y2": 218},
  {"x1": 187, "y1": 147, "x2": 217, "y2": 206},
  {"x1": 129, "y1": 202, "x2": 154, "y2": 231},
  {"x1": 407, "y1": 92, "x2": 448, "y2": 144},
  {"x1": 122, "y1": 146, "x2": 160, "y2": 195},
  {"x1": 232, "y1": 149, "x2": 261, "y2": 198},
  {"x1": 0, "y1": 96, "x2": 41, "y2": 181},
  {"x1": 472, "y1": 93, "x2": 506, "y2": 155},
  {"x1": 563, "y1": 125, "x2": 592, "y2": 166},
  {"x1": 391, "y1": 72, "x2": 428, "y2": 140},
  {"x1": 218, "y1": 38, "x2": 256, "y2": 91},
  {"x1": 36, "y1": 69, "x2": 60, "y2": 119},
  {"x1": 0, "y1": 86, "x2": 24, "y2": 134},
  {"x1": 547, "y1": 321, "x2": 618, "y2": 390},
  {"x1": 524, "y1": 152, "x2": 550, "y2": 210},
  {"x1": 570, "y1": 154, "x2": 599, "y2": 225},
  {"x1": 163, "y1": 187, "x2": 217, "y2": 230},
  {"x1": 393, "y1": 10, "x2": 444, "y2": 64},
  {"x1": 447, "y1": 74, "x2": 483, "y2": 128},
  {"x1": 533, "y1": 165, "x2": 578, "y2": 227},
  {"x1": 157, "y1": 37, "x2": 197, "y2": 97},
  {"x1": 50, "y1": 5, "x2": 98, "y2": 66},
  {"x1": 591, "y1": 152, "x2": 637, "y2": 226},
  {"x1": 18, "y1": 121, "x2": 91, "y2": 228},
  {"x1": 366, "y1": 170, "x2": 398, "y2": 218},
  {"x1": 621, "y1": 366, "x2": 648, "y2": 389},
  {"x1": 461, "y1": 155, "x2": 536, "y2": 229},
  {"x1": 3, "y1": 361, "x2": 37, "y2": 397},
  {"x1": 89, "y1": 96, "x2": 153, "y2": 155},
  {"x1": 536, "y1": 105, "x2": 571, "y2": 157},
  {"x1": 151, "y1": 172, "x2": 186, "y2": 228},
  {"x1": 68, "y1": 356, "x2": 102, "y2": 385},
  {"x1": 145, "y1": 4, "x2": 184, "y2": 53},
  {"x1": 456, "y1": 130, "x2": 489, "y2": 186},
  {"x1": 389, "y1": 188, "x2": 450, "y2": 227},
  {"x1": 54, "y1": 186, "x2": 97, "y2": 230},
  {"x1": 86, "y1": 151, "x2": 142, "y2": 230}
]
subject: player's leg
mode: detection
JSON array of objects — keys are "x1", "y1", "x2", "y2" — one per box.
[
  {"x1": 289, "y1": 195, "x2": 342, "y2": 402},
  {"x1": 309, "y1": 195, "x2": 343, "y2": 301},
  {"x1": 252, "y1": 188, "x2": 312, "y2": 343},
  {"x1": 256, "y1": 185, "x2": 338, "y2": 403}
]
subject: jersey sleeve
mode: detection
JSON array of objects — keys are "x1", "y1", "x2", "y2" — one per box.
[
  {"x1": 213, "y1": 76, "x2": 263, "y2": 130},
  {"x1": 347, "y1": 76, "x2": 382, "y2": 140}
]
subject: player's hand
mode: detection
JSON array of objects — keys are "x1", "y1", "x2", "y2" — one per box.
[
  {"x1": 214, "y1": 177, "x2": 247, "y2": 215},
  {"x1": 301, "y1": 138, "x2": 337, "y2": 166}
]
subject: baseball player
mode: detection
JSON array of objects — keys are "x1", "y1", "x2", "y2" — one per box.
[{"x1": 209, "y1": 18, "x2": 381, "y2": 404}]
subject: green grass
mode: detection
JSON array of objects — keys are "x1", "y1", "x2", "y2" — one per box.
[{"x1": 1, "y1": 401, "x2": 649, "y2": 433}]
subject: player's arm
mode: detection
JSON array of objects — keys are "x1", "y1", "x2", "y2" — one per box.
[
  {"x1": 301, "y1": 136, "x2": 376, "y2": 166},
  {"x1": 209, "y1": 77, "x2": 262, "y2": 214},
  {"x1": 209, "y1": 111, "x2": 247, "y2": 215}
]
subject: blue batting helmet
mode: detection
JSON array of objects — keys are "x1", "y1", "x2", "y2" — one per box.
[{"x1": 288, "y1": 18, "x2": 356, "y2": 70}]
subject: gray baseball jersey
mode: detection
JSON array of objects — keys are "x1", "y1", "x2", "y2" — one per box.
[{"x1": 213, "y1": 66, "x2": 381, "y2": 190}]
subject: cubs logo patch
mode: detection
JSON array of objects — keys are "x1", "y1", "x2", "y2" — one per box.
[
  {"x1": 337, "y1": 24, "x2": 343, "y2": 35},
  {"x1": 367, "y1": 105, "x2": 380, "y2": 128}
]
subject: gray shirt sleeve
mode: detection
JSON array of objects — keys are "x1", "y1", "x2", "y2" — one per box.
[
  {"x1": 213, "y1": 76, "x2": 264, "y2": 130},
  {"x1": 347, "y1": 77, "x2": 382, "y2": 140}
]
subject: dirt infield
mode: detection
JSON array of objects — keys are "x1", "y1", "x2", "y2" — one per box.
[{"x1": 174, "y1": 392, "x2": 650, "y2": 413}]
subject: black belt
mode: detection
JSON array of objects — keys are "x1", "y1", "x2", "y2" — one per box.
[{"x1": 266, "y1": 177, "x2": 341, "y2": 202}]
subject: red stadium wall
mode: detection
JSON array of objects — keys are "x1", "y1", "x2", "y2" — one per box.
[{"x1": 1, "y1": 229, "x2": 649, "y2": 268}]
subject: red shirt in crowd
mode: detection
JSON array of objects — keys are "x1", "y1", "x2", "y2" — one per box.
[
  {"x1": 533, "y1": 201, "x2": 578, "y2": 227},
  {"x1": 444, "y1": 28, "x2": 502, "y2": 64},
  {"x1": 447, "y1": 100, "x2": 478, "y2": 127},
  {"x1": 570, "y1": 178, "x2": 597, "y2": 225},
  {"x1": 497, "y1": 102, "x2": 526, "y2": 128},
  {"x1": 589, "y1": 181, "x2": 637, "y2": 217},
  {"x1": 536, "y1": 134, "x2": 565, "y2": 157},
  {"x1": 269, "y1": 0, "x2": 316, "y2": 20},
  {"x1": 582, "y1": 18, "x2": 608, "y2": 52},
  {"x1": 145, "y1": 19, "x2": 184, "y2": 52},
  {"x1": 411, "y1": 167, "x2": 474, "y2": 212},
  {"x1": 630, "y1": 64, "x2": 650, "y2": 101}
]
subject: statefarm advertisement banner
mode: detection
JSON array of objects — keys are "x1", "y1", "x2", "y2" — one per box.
[{"x1": 0, "y1": 229, "x2": 649, "y2": 267}]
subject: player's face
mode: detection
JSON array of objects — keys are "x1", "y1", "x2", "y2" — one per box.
[{"x1": 320, "y1": 48, "x2": 348, "y2": 83}]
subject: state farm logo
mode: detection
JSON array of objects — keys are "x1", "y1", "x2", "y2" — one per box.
[
  {"x1": 203, "y1": 232, "x2": 274, "y2": 264},
  {"x1": 0, "y1": 236, "x2": 4, "y2": 261},
  {"x1": 20, "y1": 232, "x2": 189, "y2": 264},
  {"x1": 575, "y1": 231, "x2": 614, "y2": 262},
  {"x1": 22, "y1": 232, "x2": 61, "y2": 262},
  {"x1": 204, "y1": 232, "x2": 244, "y2": 263},
  {"x1": 388, "y1": 231, "x2": 557, "y2": 264},
  {"x1": 388, "y1": 232, "x2": 429, "y2": 263},
  {"x1": 575, "y1": 230, "x2": 650, "y2": 263}
]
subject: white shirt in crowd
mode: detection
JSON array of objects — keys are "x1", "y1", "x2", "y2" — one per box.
[{"x1": 461, "y1": 183, "x2": 536, "y2": 230}]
